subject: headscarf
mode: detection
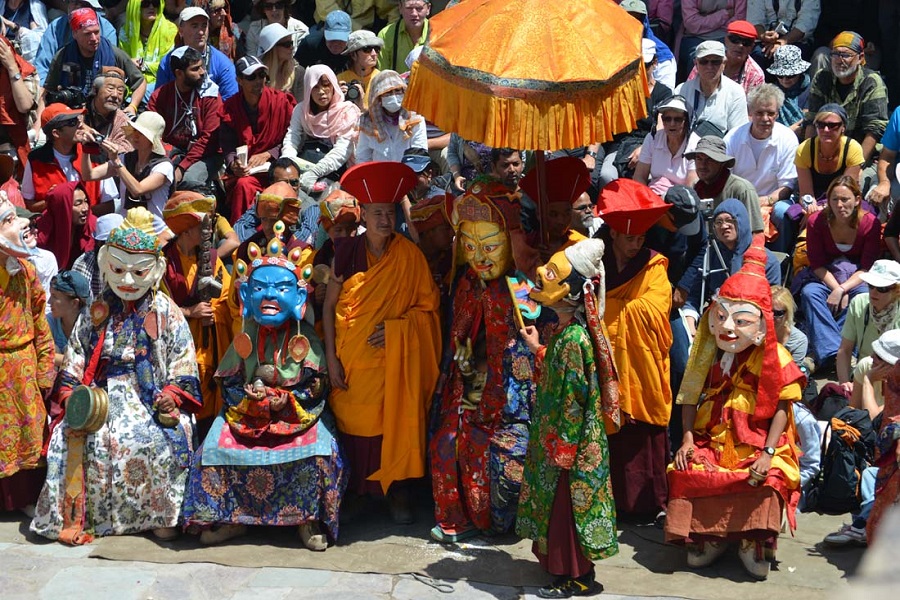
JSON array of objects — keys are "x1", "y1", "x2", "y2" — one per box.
[
  {"x1": 831, "y1": 31, "x2": 866, "y2": 65},
  {"x1": 69, "y1": 8, "x2": 99, "y2": 31},
  {"x1": 299, "y1": 65, "x2": 361, "y2": 142},
  {"x1": 361, "y1": 69, "x2": 411, "y2": 143},
  {"x1": 120, "y1": 0, "x2": 178, "y2": 87},
  {"x1": 36, "y1": 182, "x2": 97, "y2": 270},
  {"x1": 189, "y1": 0, "x2": 237, "y2": 59}
]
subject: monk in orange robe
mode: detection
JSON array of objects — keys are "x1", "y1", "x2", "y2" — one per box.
[
  {"x1": 596, "y1": 179, "x2": 674, "y2": 519},
  {"x1": 323, "y1": 162, "x2": 441, "y2": 524},
  {"x1": 162, "y1": 192, "x2": 235, "y2": 433}
]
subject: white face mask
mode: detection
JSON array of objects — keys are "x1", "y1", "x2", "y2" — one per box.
[
  {"x1": 382, "y1": 94, "x2": 403, "y2": 113},
  {"x1": 99, "y1": 246, "x2": 165, "y2": 302}
]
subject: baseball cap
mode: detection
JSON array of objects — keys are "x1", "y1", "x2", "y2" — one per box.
[
  {"x1": 235, "y1": 55, "x2": 268, "y2": 77},
  {"x1": 664, "y1": 185, "x2": 701, "y2": 236},
  {"x1": 258, "y1": 22, "x2": 292, "y2": 56},
  {"x1": 41, "y1": 103, "x2": 83, "y2": 132},
  {"x1": 860, "y1": 260, "x2": 900, "y2": 288},
  {"x1": 656, "y1": 94, "x2": 691, "y2": 118},
  {"x1": 727, "y1": 20, "x2": 758, "y2": 40},
  {"x1": 324, "y1": 10, "x2": 351, "y2": 42},
  {"x1": 178, "y1": 6, "x2": 209, "y2": 24},
  {"x1": 642, "y1": 38, "x2": 657, "y2": 64},
  {"x1": 695, "y1": 40, "x2": 726, "y2": 59},
  {"x1": 620, "y1": 0, "x2": 647, "y2": 16},
  {"x1": 401, "y1": 151, "x2": 434, "y2": 174}
]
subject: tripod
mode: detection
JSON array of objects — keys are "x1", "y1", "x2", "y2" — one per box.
[{"x1": 698, "y1": 211, "x2": 730, "y2": 312}]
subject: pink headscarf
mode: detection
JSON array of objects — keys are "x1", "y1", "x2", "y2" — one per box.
[{"x1": 299, "y1": 65, "x2": 361, "y2": 142}]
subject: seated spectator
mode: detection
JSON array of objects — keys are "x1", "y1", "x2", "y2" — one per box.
[
  {"x1": 803, "y1": 31, "x2": 888, "y2": 185},
  {"x1": 837, "y1": 260, "x2": 900, "y2": 418},
  {"x1": 0, "y1": 0, "x2": 49, "y2": 63},
  {"x1": 869, "y1": 105, "x2": 900, "y2": 214},
  {"x1": 797, "y1": 176, "x2": 881, "y2": 370},
  {"x1": 725, "y1": 84, "x2": 798, "y2": 251},
  {"x1": 0, "y1": 36, "x2": 38, "y2": 171},
  {"x1": 633, "y1": 95, "x2": 699, "y2": 196},
  {"x1": 47, "y1": 270, "x2": 91, "y2": 366},
  {"x1": 34, "y1": 0, "x2": 117, "y2": 85},
  {"x1": 772, "y1": 285, "x2": 808, "y2": 363},
  {"x1": 337, "y1": 29, "x2": 382, "y2": 110},
  {"x1": 191, "y1": 0, "x2": 237, "y2": 60},
  {"x1": 36, "y1": 181, "x2": 96, "y2": 270},
  {"x1": 221, "y1": 55, "x2": 296, "y2": 223},
  {"x1": 678, "y1": 199, "x2": 781, "y2": 332},
  {"x1": 688, "y1": 20, "x2": 765, "y2": 94},
  {"x1": 675, "y1": 41, "x2": 749, "y2": 138},
  {"x1": 767, "y1": 44, "x2": 811, "y2": 134},
  {"x1": 884, "y1": 202, "x2": 900, "y2": 264},
  {"x1": 0, "y1": 144, "x2": 24, "y2": 207},
  {"x1": 233, "y1": 157, "x2": 301, "y2": 242},
  {"x1": 80, "y1": 111, "x2": 174, "y2": 233},
  {"x1": 281, "y1": 65, "x2": 358, "y2": 196},
  {"x1": 23, "y1": 104, "x2": 100, "y2": 212},
  {"x1": 244, "y1": 0, "x2": 307, "y2": 57},
  {"x1": 118, "y1": 0, "x2": 177, "y2": 100},
  {"x1": 71, "y1": 212, "x2": 124, "y2": 297},
  {"x1": 687, "y1": 135, "x2": 764, "y2": 232},
  {"x1": 621, "y1": 0, "x2": 677, "y2": 89},
  {"x1": 157, "y1": 7, "x2": 238, "y2": 100},
  {"x1": 400, "y1": 148, "x2": 441, "y2": 205},
  {"x1": 354, "y1": 69, "x2": 426, "y2": 163},
  {"x1": 259, "y1": 22, "x2": 304, "y2": 100},
  {"x1": 314, "y1": 0, "x2": 398, "y2": 31},
  {"x1": 82, "y1": 69, "x2": 134, "y2": 157},
  {"x1": 677, "y1": 0, "x2": 744, "y2": 78},
  {"x1": 377, "y1": 0, "x2": 428, "y2": 73},
  {"x1": 147, "y1": 46, "x2": 222, "y2": 193},
  {"x1": 811, "y1": 0, "x2": 879, "y2": 78},
  {"x1": 19, "y1": 205, "x2": 59, "y2": 308},
  {"x1": 796, "y1": 104, "x2": 864, "y2": 202},
  {"x1": 294, "y1": 9, "x2": 348, "y2": 73},
  {"x1": 446, "y1": 133, "x2": 494, "y2": 193},
  {"x1": 44, "y1": 8, "x2": 146, "y2": 117},
  {"x1": 747, "y1": 0, "x2": 820, "y2": 61}
]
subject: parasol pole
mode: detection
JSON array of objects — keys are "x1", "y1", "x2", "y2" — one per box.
[{"x1": 536, "y1": 150, "x2": 550, "y2": 246}]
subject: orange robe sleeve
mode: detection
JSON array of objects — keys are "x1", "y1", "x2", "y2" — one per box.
[
  {"x1": 604, "y1": 253, "x2": 673, "y2": 427},
  {"x1": 329, "y1": 235, "x2": 441, "y2": 493}
]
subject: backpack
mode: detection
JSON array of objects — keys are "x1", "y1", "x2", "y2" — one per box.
[{"x1": 802, "y1": 406, "x2": 876, "y2": 515}]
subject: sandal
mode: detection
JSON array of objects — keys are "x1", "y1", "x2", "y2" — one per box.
[{"x1": 429, "y1": 525, "x2": 479, "y2": 544}]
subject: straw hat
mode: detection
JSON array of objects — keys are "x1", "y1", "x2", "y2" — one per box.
[{"x1": 125, "y1": 111, "x2": 167, "y2": 155}]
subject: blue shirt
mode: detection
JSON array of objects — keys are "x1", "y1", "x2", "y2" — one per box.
[
  {"x1": 881, "y1": 105, "x2": 900, "y2": 153},
  {"x1": 157, "y1": 45, "x2": 238, "y2": 101},
  {"x1": 35, "y1": 15, "x2": 117, "y2": 86}
]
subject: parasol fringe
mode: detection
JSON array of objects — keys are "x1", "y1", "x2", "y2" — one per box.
[{"x1": 406, "y1": 56, "x2": 649, "y2": 151}]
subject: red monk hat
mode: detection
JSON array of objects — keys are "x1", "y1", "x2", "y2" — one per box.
[
  {"x1": 519, "y1": 156, "x2": 590, "y2": 205},
  {"x1": 340, "y1": 162, "x2": 417, "y2": 204},
  {"x1": 595, "y1": 179, "x2": 670, "y2": 235}
]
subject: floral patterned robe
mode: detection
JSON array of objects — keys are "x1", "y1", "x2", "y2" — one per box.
[
  {"x1": 31, "y1": 291, "x2": 201, "y2": 539},
  {"x1": 516, "y1": 321, "x2": 618, "y2": 560}
]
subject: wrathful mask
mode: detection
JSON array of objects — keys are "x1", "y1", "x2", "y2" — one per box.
[
  {"x1": 708, "y1": 299, "x2": 766, "y2": 354},
  {"x1": 458, "y1": 220, "x2": 511, "y2": 281},
  {"x1": 240, "y1": 265, "x2": 307, "y2": 328}
]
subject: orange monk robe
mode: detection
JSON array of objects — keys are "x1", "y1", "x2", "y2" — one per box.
[
  {"x1": 330, "y1": 235, "x2": 441, "y2": 493},
  {"x1": 163, "y1": 248, "x2": 235, "y2": 421},
  {"x1": 604, "y1": 252, "x2": 673, "y2": 427}
]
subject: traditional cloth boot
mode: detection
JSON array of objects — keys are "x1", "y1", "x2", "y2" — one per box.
[
  {"x1": 685, "y1": 541, "x2": 728, "y2": 568},
  {"x1": 299, "y1": 522, "x2": 328, "y2": 551},
  {"x1": 738, "y1": 539, "x2": 770, "y2": 580},
  {"x1": 199, "y1": 524, "x2": 247, "y2": 545}
]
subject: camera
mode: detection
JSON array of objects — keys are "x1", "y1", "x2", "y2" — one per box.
[
  {"x1": 346, "y1": 80, "x2": 362, "y2": 101},
  {"x1": 699, "y1": 198, "x2": 715, "y2": 218},
  {"x1": 770, "y1": 21, "x2": 789, "y2": 36},
  {"x1": 83, "y1": 133, "x2": 106, "y2": 156},
  {"x1": 47, "y1": 87, "x2": 86, "y2": 109}
]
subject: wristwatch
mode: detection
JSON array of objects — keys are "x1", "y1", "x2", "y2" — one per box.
[
  {"x1": 586, "y1": 150, "x2": 599, "y2": 159},
  {"x1": 11, "y1": 72, "x2": 21, "y2": 82},
  {"x1": 763, "y1": 446, "x2": 776, "y2": 456}
]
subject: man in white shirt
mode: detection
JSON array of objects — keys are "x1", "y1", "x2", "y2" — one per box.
[
  {"x1": 675, "y1": 41, "x2": 749, "y2": 138},
  {"x1": 725, "y1": 83, "x2": 799, "y2": 252}
]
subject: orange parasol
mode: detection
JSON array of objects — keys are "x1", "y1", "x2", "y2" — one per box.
[
  {"x1": 404, "y1": 0, "x2": 649, "y2": 245},
  {"x1": 405, "y1": 0, "x2": 649, "y2": 152}
]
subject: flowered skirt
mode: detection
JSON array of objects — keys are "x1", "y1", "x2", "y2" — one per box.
[
  {"x1": 31, "y1": 375, "x2": 194, "y2": 539},
  {"x1": 182, "y1": 430, "x2": 346, "y2": 541},
  {"x1": 0, "y1": 343, "x2": 47, "y2": 479}
]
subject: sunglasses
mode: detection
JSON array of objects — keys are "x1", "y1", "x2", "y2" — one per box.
[
  {"x1": 815, "y1": 121, "x2": 843, "y2": 131},
  {"x1": 276, "y1": 39, "x2": 293, "y2": 48},
  {"x1": 243, "y1": 71, "x2": 268, "y2": 81},
  {"x1": 261, "y1": 1, "x2": 285, "y2": 9},
  {"x1": 662, "y1": 116, "x2": 685, "y2": 124},
  {"x1": 56, "y1": 116, "x2": 82, "y2": 130},
  {"x1": 360, "y1": 46, "x2": 380, "y2": 53},
  {"x1": 698, "y1": 58, "x2": 723, "y2": 66},
  {"x1": 874, "y1": 285, "x2": 897, "y2": 293},
  {"x1": 727, "y1": 34, "x2": 755, "y2": 47},
  {"x1": 773, "y1": 309, "x2": 787, "y2": 319}
]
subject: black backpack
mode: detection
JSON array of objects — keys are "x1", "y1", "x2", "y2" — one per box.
[{"x1": 802, "y1": 406, "x2": 876, "y2": 515}]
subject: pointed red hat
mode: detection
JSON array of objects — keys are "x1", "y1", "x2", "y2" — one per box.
[
  {"x1": 340, "y1": 162, "x2": 417, "y2": 204},
  {"x1": 595, "y1": 179, "x2": 670, "y2": 235},
  {"x1": 519, "y1": 156, "x2": 591, "y2": 205}
]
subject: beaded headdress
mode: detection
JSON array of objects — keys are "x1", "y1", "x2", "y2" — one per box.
[
  {"x1": 234, "y1": 221, "x2": 312, "y2": 284},
  {"x1": 106, "y1": 207, "x2": 161, "y2": 255}
]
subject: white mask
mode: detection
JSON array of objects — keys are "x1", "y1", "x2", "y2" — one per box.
[
  {"x1": 382, "y1": 94, "x2": 403, "y2": 113},
  {"x1": 98, "y1": 246, "x2": 165, "y2": 302}
]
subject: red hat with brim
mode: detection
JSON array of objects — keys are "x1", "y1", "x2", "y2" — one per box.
[
  {"x1": 595, "y1": 179, "x2": 671, "y2": 235},
  {"x1": 340, "y1": 162, "x2": 417, "y2": 204},
  {"x1": 519, "y1": 156, "x2": 591, "y2": 205}
]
